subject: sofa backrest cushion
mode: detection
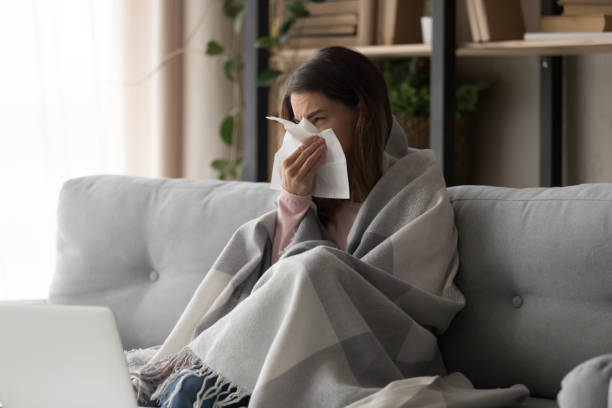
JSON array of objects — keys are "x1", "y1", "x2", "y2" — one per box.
[
  {"x1": 52, "y1": 175, "x2": 612, "y2": 400},
  {"x1": 50, "y1": 175, "x2": 278, "y2": 350},
  {"x1": 439, "y1": 183, "x2": 612, "y2": 399}
]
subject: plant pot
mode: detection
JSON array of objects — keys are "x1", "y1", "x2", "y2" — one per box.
[
  {"x1": 420, "y1": 16, "x2": 432, "y2": 45},
  {"x1": 395, "y1": 115, "x2": 471, "y2": 185}
]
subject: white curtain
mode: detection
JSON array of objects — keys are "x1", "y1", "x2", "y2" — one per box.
[{"x1": 0, "y1": 0, "x2": 124, "y2": 300}]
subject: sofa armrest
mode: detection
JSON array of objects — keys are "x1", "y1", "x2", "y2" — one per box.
[{"x1": 557, "y1": 354, "x2": 612, "y2": 408}]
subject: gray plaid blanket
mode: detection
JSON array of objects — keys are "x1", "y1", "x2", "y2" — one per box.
[{"x1": 126, "y1": 119, "x2": 530, "y2": 407}]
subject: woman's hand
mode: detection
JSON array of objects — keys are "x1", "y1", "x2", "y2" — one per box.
[{"x1": 281, "y1": 135, "x2": 327, "y2": 196}]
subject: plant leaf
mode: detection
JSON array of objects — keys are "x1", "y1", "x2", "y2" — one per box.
[
  {"x1": 234, "y1": 156, "x2": 244, "y2": 180},
  {"x1": 286, "y1": 0, "x2": 309, "y2": 18},
  {"x1": 255, "y1": 35, "x2": 276, "y2": 49},
  {"x1": 228, "y1": 162, "x2": 237, "y2": 178},
  {"x1": 222, "y1": 0, "x2": 242, "y2": 18},
  {"x1": 280, "y1": 18, "x2": 296, "y2": 36},
  {"x1": 206, "y1": 40, "x2": 224, "y2": 55},
  {"x1": 233, "y1": 8, "x2": 245, "y2": 35},
  {"x1": 211, "y1": 159, "x2": 229, "y2": 171},
  {"x1": 278, "y1": 18, "x2": 295, "y2": 44},
  {"x1": 257, "y1": 69, "x2": 282, "y2": 86},
  {"x1": 220, "y1": 116, "x2": 234, "y2": 146},
  {"x1": 224, "y1": 60, "x2": 234, "y2": 81}
]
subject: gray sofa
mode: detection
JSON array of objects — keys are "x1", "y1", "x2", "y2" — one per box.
[{"x1": 47, "y1": 174, "x2": 612, "y2": 407}]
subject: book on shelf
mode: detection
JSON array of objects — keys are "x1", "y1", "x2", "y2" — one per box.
[
  {"x1": 285, "y1": 36, "x2": 359, "y2": 49},
  {"x1": 376, "y1": 0, "x2": 423, "y2": 44},
  {"x1": 470, "y1": 0, "x2": 525, "y2": 42},
  {"x1": 540, "y1": 14, "x2": 612, "y2": 32},
  {"x1": 293, "y1": 14, "x2": 358, "y2": 29},
  {"x1": 285, "y1": 0, "x2": 375, "y2": 49},
  {"x1": 524, "y1": 31, "x2": 612, "y2": 40},
  {"x1": 562, "y1": 4, "x2": 612, "y2": 15},
  {"x1": 466, "y1": 0, "x2": 483, "y2": 42}
]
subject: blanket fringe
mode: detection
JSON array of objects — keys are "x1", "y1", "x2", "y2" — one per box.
[{"x1": 130, "y1": 346, "x2": 250, "y2": 407}]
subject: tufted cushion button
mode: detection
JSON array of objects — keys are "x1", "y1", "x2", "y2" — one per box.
[
  {"x1": 512, "y1": 295, "x2": 523, "y2": 308},
  {"x1": 149, "y1": 270, "x2": 159, "y2": 282}
]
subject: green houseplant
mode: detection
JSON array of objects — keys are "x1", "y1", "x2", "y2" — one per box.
[
  {"x1": 379, "y1": 57, "x2": 491, "y2": 184},
  {"x1": 207, "y1": 0, "x2": 326, "y2": 180}
]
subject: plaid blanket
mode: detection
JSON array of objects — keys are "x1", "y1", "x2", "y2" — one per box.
[{"x1": 126, "y1": 120, "x2": 530, "y2": 407}]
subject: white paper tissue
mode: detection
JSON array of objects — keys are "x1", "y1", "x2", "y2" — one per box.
[{"x1": 267, "y1": 115, "x2": 350, "y2": 199}]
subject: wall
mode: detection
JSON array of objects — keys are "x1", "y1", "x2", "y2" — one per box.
[{"x1": 121, "y1": 0, "x2": 234, "y2": 179}]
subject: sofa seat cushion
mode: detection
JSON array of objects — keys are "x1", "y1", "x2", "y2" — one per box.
[{"x1": 513, "y1": 397, "x2": 558, "y2": 408}]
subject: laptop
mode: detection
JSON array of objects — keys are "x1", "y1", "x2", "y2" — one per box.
[{"x1": 0, "y1": 303, "x2": 139, "y2": 408}]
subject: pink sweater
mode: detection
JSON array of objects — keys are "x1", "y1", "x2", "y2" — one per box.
[{"x1": 271, "y1": 188, "x2": 362, "y2": 264}]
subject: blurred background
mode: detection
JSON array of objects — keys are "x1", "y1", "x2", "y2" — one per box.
[{"x1": 0, "y1": 0, "x2": 610, "y2": 300}]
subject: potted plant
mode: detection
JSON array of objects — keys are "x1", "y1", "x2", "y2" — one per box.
[{"x1": 379, "y1": 58, "x2": 491, "y2": 185}]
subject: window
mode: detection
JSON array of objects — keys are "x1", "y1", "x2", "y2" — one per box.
[{"x1": 0, "y1": 0, "x2": 124, "y2": 300}]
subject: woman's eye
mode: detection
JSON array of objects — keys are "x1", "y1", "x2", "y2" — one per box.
[{"x1": 313, "y1": 117, "x2": 325, "y2": 123}]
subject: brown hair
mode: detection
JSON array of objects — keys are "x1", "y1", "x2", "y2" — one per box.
[{"x1": 280, "y1": 46, "x2": 392, "y2": 224}]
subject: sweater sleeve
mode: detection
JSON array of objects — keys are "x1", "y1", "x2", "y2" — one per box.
[{"x1": 271, "y1": 187, "x2": 312, "y2": 264}]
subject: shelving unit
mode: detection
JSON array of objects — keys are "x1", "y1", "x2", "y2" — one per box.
[{"x1": 244, "y1": 0, "x2": 609, "y2": 187}]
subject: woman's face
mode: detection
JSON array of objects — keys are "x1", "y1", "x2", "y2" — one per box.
[{"x1": 290, "y1": 91, "x2": 358, "y2": 154}]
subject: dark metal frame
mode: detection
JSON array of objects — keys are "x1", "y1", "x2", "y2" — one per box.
[
  {"x1": 243, "y1": 0, "x2": 270, "y2": 182},
  {"x1": 430, "y1": 0, "x2": 456, "y2": 187},
  {"x1": 540, "y1": 0, "x2": 564, "y2": 187}
]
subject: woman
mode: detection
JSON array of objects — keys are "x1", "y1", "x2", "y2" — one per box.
[
  {"x1": 157, "y1": 45, "x2": 392, "y2": 408},
  {"x1": 130, "y1": 46, "x2": 467, "y2": 408},
  {"x1": 272, "y1": 45, "x2": 392, "y2": 264}
]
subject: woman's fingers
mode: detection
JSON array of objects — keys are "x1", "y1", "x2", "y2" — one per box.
[
  {"x1": 299, "y1": 143, "x2": 326, "y2": 176},
  {"x1": 283, "y1": 136, "x2": 320, "y2": 168},
  {"x1": 285, "y1": 138, "x2": 325, "y2": 176},
  {"x1": 280, "y1": 136, "x2": 326, "y2": 196},
  {"x1": 292, "y1": 139, "x2": 325, "y2": 171}
]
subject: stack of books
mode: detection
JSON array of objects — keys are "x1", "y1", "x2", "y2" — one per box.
[
  {"x1": 286, "y1": 0, "x2": 375, "y2": 49},
  {"x1": 466, "y1": 0, "x2": 525, "y2": 42},
  {"x1": 539, "y1": 0, "x2": 612, "y2": 33}
]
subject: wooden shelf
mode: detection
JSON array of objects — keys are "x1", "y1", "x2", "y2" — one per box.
[
  {"x1": 271, "y1": 44, "x2": 431, "y2": 67},
  {"x1": 272, "y1": 38, "x2": 612, "y2": 66},
  {"x1": 458, "y1": 38, "x2": 612, "y2": 56},
  {"x1": 277, "y1": 43, "x2": 432, "y2": 60}
]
